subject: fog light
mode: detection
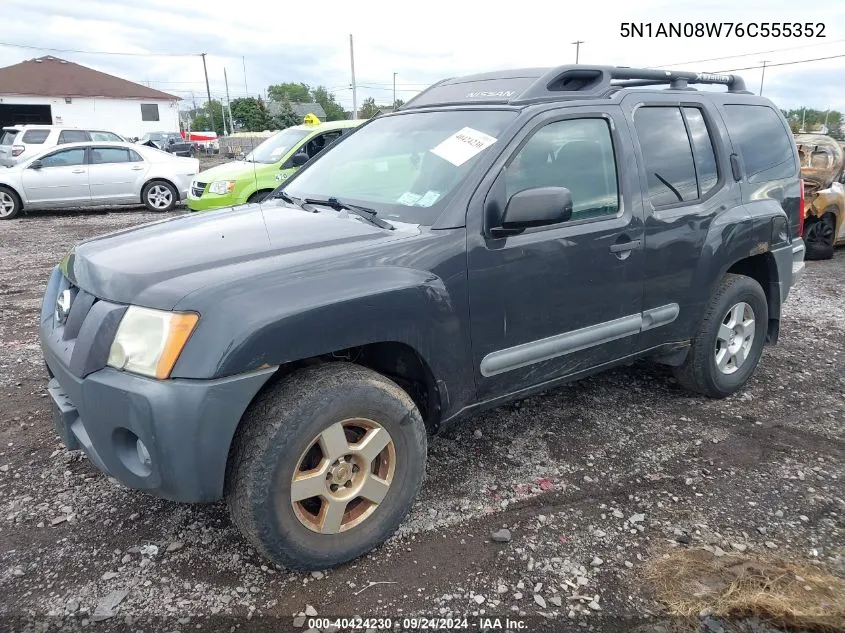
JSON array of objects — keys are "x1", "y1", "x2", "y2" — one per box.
[{"x1": 136, "y1": 439, "x2": 151, "y2": 467}]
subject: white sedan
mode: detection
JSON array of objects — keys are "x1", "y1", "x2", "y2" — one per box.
[{"x1": 0, "y1": 141, "x2": 199, "y2": 219}]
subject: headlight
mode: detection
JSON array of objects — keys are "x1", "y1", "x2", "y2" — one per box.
[
  {"x1": 107, "y1": 306, "x2": 199, "y2": 379},
  {"x1": 209, "y1": 180, "x2": 235, "y2": 195}
]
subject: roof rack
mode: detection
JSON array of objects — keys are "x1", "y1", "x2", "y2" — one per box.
[
  {"x1": 400, "y1": 65, "x2": 751, "y2": 110},
  {"x1": 513, "y1": 65, "x2": 751, "y2": 103}
]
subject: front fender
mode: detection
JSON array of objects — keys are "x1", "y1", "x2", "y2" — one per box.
[{"x1": 170, "y1": 266, "x2": 473, "y2": 415}]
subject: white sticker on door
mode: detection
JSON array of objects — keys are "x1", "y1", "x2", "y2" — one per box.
[{"x1": 430, "y1": 127, "x2": 497, "y2": 167}]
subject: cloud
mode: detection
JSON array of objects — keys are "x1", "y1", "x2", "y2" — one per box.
[{"x1": 1, "y1": 0, "x2": 843, "y2": 112}]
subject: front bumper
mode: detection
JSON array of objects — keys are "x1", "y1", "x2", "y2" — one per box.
[
  {"x1": 44, "y1": 353, "x2": 275, "y2": 502},
  {"x1": 40, "y1": 267, "x2": 276, "y2": 502}
]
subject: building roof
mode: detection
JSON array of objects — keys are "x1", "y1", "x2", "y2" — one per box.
[
  {"x1": 0, "y1": 56, "x2": 180, "y2": 101},
  {"x1": 266, "y1": 101, "x2": 328, "y2": 120}
]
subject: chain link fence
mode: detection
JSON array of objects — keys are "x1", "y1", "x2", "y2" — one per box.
[{"x1": 218, "y1": 134, "x2": 276, "y2": 158}]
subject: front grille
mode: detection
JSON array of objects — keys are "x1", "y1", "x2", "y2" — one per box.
[
  {"x1": 43, "y1": 272, "x2": 126, "y2": 378},
  {"x1": 191, "y1": 181, "x2": 207, "y2": 198}
]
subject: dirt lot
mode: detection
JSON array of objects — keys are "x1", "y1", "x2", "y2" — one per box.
[{"x1": 0, "y1": 205, "x2": 843, "y2": 633}]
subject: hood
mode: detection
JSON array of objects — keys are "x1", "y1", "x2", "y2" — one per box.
[
  {"x1": 63, "y1": 201, "x2": 418, "y2": 309},
  {"x1": 196, "y1": 160, "x2": 268, "y2": 183}
]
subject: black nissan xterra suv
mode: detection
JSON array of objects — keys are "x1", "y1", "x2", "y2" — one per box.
[{"x1": 41, "y1": 65, "x2": 806, "y2": 570}]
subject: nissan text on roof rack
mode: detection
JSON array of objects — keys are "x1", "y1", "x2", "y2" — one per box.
[{"x1": 41, "y1": 65, "x2": 805, "y2": 570}]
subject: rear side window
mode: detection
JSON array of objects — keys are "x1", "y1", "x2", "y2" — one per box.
[
  {"x1": 22, "y1": 129, "x2": 50, "y2": 144},
  {"x1": 724, "y1": 105, "x2": 796, "y2": 183},
  {"x1": 91, "y1": 147, "x2": 131, "y2": 164},
  {"x1": 58, "y1": 130, "x2": 89, "y2": 144},
  {"x1": 1, "y1": 130, "x2": 18, "y2": 145},
  {"x1": 683, "y1": 108, "x2": 719, "y2": 197},
  {"x1": 634, "y1": 107, "x2": 698, "y2": 206}
]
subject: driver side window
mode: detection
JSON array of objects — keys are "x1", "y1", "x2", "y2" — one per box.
[
  {"x1": 40, "y1": 148, "x2": 86, "y2": 168},
  {"x1": 504, "y1": 118, "x2": 620, "y2": 221}
]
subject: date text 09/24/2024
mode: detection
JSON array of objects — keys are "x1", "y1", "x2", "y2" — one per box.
[{"x1": 620, "y1": 22, "x2": 827, "y2": 38}]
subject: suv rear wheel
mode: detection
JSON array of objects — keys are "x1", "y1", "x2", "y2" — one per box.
[
  {"x1": 226, "y1": 362, "x2": 427, "y2": 570},
  {"x1": 673, "y1": 273, "x2": 768, "y2": 398}
]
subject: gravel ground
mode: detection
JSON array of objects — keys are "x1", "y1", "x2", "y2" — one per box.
[{"x1": 0, "y1": 206, "x2": 843, "y2": 633}]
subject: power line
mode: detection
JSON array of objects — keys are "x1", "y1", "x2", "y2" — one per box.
[
  {"x1": 0, "y1": 40, "x2": 199, "y2": 57},
  {"x1": 649, "y1": 38, "x2": 845, "y2": 69},
  {"x1": 714, "y1": 53, "x2": 845, "y2": 73}
]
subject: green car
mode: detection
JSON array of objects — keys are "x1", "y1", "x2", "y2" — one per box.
[{"x1": 187, "y1": 118, "x2": 364, "y2": 211}]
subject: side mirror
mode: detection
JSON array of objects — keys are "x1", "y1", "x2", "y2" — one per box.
[
  {"x1": 29, "y1": 160, "x2": 43, "y2": 170},
  {"x1": 290, "y1": 151, "x2": 309, "y2": 167},
  {"x1": 494, "y1": 186, "x2": 573, "y2": 236}
]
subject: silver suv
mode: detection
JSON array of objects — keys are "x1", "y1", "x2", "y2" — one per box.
[{"x1": 0, "y1": 125, "x2": 125, "y2": 167}]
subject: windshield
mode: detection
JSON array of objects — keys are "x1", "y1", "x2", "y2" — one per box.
[
  {"x1": 282, "y1": 110, "x2": 517, "y2": 225},
  {"x1": 247, "y1": 128, "x2": 311, "y2": 164}
]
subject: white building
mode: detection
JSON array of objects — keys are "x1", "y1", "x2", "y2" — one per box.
[{"x1": 0, "y1": 56, "x2": 180, "y2": 139}]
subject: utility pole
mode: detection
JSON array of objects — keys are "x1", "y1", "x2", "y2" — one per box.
[
  {"x1": 801, "y1": 107, "x2": 806, "y2": 133},
  {"x1": 350, "y1": 34, "x2": 358, "y2": 119},
  {"x1": 200, "y1": 53, "x2": 215, "y2": 134},
  {"x1": 572, "y1": 40, "x2": 584, "y2": 64},
  {"x1": 759, "y1": 60, "x2": 769, "y2": 96},
  {"x1": 242, "y1": 56, "x2": 249, "y2": 99},
  {"x1": 224, "y1": 67, "x2": 234, "y2": 135},
  {"x1": 393, "y1": 72, "x2": 397, "y2": 109}
]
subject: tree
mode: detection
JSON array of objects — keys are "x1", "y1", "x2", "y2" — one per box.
[
  {"x1": 230, "y1": 97, "x2": 272, "y2": 132},
  {"x1": 311, "y1": 86, "x2": 347, "y2": 121},
  {"x1": 359, "y1": 97, "x2": 380, "y2": 119},
  {"x1": 782, "y1": 108, "x2": 843, "y2": 139},
  {"x1": 272, "y1": 99, "x2": 301, "y2": 130},
  {"x1": 393, "y1": 98, "x2": 405, "y2": 109},
  {"x1": 267, "y1": 82, "x2": 311, "y2": 103},
  {"x1": 191, "y1": 99, "x2": 225, "y2": 135}
]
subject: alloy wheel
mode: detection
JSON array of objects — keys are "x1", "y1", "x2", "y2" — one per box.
[
  {"x1": 714, "y1": 301, "x2": 755, "y2": 375},
  {"x1": 147, "y1": 185, "x2": 173, "y2": 210},
  {"x1": 290, "y1": 418, "x2": 395, "y2": 534}
]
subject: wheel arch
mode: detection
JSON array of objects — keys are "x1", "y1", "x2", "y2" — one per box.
[
  {"x1": 724, "y1": 252, "x2": 781, "y2": 343},
  {"x1": 0, "y1": 182, "x2": 25, "y2": 207}
]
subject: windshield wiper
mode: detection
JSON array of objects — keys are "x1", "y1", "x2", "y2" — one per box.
[
  {"x1": 274, "y1": 190, "x2": 300, "y2": 206},
  {"x1": 303, "y1": 197, "x2": 395, "y2": 230}
]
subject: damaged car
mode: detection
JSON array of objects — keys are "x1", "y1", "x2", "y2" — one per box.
[{"x1": 796, "y1": 133, "x2": 845, "y2": 259}]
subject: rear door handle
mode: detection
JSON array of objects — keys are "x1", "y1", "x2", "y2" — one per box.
[
  {"x1": 130, "y1": 165, "x2": 144, "y2": 171},
  {"x1": 71, "y1": 168, "x2": 85, "y2": 174},
  {"x1": 609, "y1": 239, "x2": 642, "y2": 253}
]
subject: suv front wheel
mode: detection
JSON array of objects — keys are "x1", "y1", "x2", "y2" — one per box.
[
  {"x1": 673, "y1": 273, "x2": 768, "y2": 398},
  {"x1": 226, "y1": 362, "x2": 427, "y2": 570}
]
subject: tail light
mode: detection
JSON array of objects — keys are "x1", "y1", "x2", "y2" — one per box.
[
  {"x1": 797, "y1": 179, "x2": 805, "y2": 238},
  {"x1": 11, "y1": 145, "x2": 25, "y2": 157}
]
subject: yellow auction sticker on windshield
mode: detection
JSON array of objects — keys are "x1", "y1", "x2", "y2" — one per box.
[{"x1": 430, "y1": 127, "x2": 497, "y2": 167}]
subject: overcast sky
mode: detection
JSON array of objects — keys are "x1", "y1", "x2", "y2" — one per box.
[{"x1": 2, "y1": 0, "x2": 844, "y2": 114}]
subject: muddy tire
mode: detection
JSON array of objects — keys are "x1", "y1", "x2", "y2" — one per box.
[
  {"x1": 0, "y1": 186, "x2": 22, "y2": 220},
  {"x1": 142, "y1": 180, "x2": 178, "y2": 212},
  {"x1": 225, "y1": 362, "x2": 427, "y2": 570},
  {"x1": 673, "y1": 273, "x2": 768, "y2": 399},
  {"x1": 804, "y1": 214, "x2": 835, "y2": 261}
]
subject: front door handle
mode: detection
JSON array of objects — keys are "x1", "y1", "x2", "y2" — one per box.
[
  {"x1": 609, "y1": 239, "x2": 642, "y2": 253},
  {"x1": 71, "y1": 168, "x2": 85, "y2": 174}
]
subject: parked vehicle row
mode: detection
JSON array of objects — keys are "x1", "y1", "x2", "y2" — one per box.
[
  {"x1": 40, "y1": 65, "x2": 805, "y2": 572},
  {"x1": 0, "y1": 141, "x2": 198, "y2": 218}
]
